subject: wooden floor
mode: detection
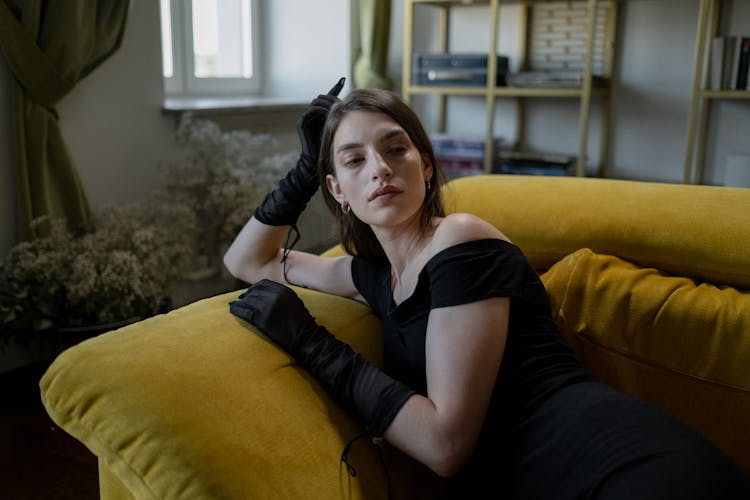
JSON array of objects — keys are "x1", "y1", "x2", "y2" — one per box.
[{"x1": 0, "y1": 362, "x2": 99, "y2": 499}]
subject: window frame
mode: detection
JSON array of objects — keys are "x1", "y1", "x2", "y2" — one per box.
[{"x1": 161, "y1": 0, "x2": 262, "y2": 97}]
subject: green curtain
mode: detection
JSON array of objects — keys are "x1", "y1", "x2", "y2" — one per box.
[
  {"x1": 354, "y1": 0, "x2": 393, "y2": 90},
  {"x1": 0, "y1": 0, "x2": 130, "y2": 239}
]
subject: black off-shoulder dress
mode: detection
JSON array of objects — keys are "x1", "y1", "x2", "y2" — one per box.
[{"x1": 351, "y1": 239, "x2": 749, "y2": 499}]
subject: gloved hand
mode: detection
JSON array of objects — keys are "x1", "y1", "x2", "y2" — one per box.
[
  {"x1": 230, "y1": 279, "x2": 416, "y2": 436},
  {"x1": 253, "y1": 78, "x2": 345, "y2": 227},
  {"x1": 230, "y1": 279, "x2": 318, "y2": 353},
  {"x1": 297, "y1": 79, "x2": 344, "y2": 160}
]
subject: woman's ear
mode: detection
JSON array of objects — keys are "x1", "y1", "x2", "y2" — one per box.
[
  {"x1": 326, "y1": 174, "x2": 346, "y2": 204},
  {"x1": 421, "y1": 153, "x2": 434, "y2": 182}
]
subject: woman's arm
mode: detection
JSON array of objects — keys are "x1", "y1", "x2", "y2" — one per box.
[
  {"x1": 223, "y1": 218, "x2": 360, "y2": 300},
  {"x1": 222, "y1": 217, "x2": 289, "y2": 284},
  {"x1": 222, "y1": 80, "x2": 360, "y2": 300},
  {"x1": 385, "y1": 297, "x2": 509, "y2": 477}
]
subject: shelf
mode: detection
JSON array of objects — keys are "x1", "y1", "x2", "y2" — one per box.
[
  {"x1": 406, "y1": 86, "x2": 493, "y2": 96},
  {"x1": 410, "y1": 0, "x2": 493, "y2": 5},
  {"x1": 402, "y1": 0, "x2": 617, "y2": 177},
  {"x1": 698, "y1": 90, "x2": 750, "y2": 99},
  {"x1": 494, "y1": 87, "x2": 601, "y2": 97},
  {"x1": 406, "y1": 85, "x2": 599, "y2": 97},
  {"x1": 410, "y1": 0, "x2": 551, "y2": 5}
]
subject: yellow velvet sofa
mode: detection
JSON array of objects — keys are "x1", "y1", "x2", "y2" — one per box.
[{"x1": 40, "y1": 175, "x2": 750, "y2": 499}]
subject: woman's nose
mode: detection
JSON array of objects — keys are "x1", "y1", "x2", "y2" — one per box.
[{"x1": 369, "y1": 152, "x2": 392, "y2": 180}]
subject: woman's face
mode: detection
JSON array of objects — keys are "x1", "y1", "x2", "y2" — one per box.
[{"x1": 325, "y1": 110, "x2": 432, "y2": 229}]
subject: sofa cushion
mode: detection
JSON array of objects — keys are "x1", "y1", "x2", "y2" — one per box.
[
  {"x1": 541, "y1": 248, "x2": 750, "y2": 475},
  {"x1": 41, "y1": 288, "x2": 440, "y2": 499}
]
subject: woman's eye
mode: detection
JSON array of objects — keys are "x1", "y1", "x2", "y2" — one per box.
[
  {"x1": 388, "y1": 145, "x2": 407, "y2": 155},
  {"x1": 344, "y1": 157, "x2": 364, "y2": 167}
]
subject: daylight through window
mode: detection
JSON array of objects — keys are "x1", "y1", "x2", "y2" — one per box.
[{"x1": 160, "y1": 0, "x2": 260, "y2": 96}]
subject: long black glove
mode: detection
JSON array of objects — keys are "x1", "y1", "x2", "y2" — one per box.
[
  {"x1": 253, "y1": 78, "x2": 345, "y2": 227},
  {"x1": 230, "y1": 279, "x2": 416, "y2": 437}
]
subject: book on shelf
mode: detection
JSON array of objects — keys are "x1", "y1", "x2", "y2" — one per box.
[
  {"x1": 430, "y1": 133, "x2": 485, "y2": 160},
  {"x1": 430, "y1": 134, "x2": 506, "y2": 178},
  {"x1": 708, "y1": 36, "x2": 750, "y2": 90},
  {"x1": 727, "y1": 37, "x2": 741, "y2": 89},
  {"x1": 737, "y1": 37, "x2": 750, "y2": 90},
  {"x1": 709, "y1": 37, "x2": 724, "y2": 90},
  {"x1": 439, "y1": 157, "x2": 486, "y2": 178}
]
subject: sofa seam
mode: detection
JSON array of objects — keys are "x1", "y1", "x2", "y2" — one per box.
[
  {"x1": 574, "y1": 330, "x2": 750, "y2": 394},
  {"x1": 555, "y1": 247, "x2": 592, "y2": 328}
]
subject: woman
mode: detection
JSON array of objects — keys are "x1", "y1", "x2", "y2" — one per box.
[{"x1": 224, "y1": 83, "x2": 749, "y2": 498}]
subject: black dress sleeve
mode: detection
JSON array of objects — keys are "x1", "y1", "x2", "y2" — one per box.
[{"x1": 425, "y1": 238, "x2": 540, "y2": 309}]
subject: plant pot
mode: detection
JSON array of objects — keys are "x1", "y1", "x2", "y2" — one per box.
[
  {"x1": 1, "y1": 317, "x2": 141, "y2": 375},
  {"x1": 56, "y1": 317, "x2": 142, "y2": 347}
]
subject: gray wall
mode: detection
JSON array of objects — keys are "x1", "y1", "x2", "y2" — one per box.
[
  {"x1": 2, "y1": 0, "x2": 748, "y2": 259},
  {"x1": 56, "y1": 0, "x2": 175, "y2": 211}
]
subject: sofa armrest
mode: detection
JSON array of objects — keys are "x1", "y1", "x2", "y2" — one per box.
[{"x1": 40, "y1": 288, "x2": 438, "y2": 499}]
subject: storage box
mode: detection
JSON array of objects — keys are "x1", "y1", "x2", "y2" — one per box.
[{"x1": 412, "y1": 53, "x2": 509, "y2": 86}]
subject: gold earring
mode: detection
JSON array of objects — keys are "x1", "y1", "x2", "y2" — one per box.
[
  {"x1": 426, "y1": 178, "x2": 431, "y2": 190},
  {"x1": 342, "y1": 200, "x2": 351, "y2": 214}
]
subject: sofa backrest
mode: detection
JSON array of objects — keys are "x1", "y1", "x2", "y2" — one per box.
[{"x1": 442, "y1": 175, "x2": 750, "y2": 290}]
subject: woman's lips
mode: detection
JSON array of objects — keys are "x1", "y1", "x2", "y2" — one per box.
[{"x1": 369, "y1": 185, "x2": 402, "y2": 201}]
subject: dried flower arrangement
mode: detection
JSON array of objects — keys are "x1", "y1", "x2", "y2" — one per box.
[
  {"x1": 1, "y1": 113, "x2": 295, "y2": 338},
  {"x1": 163, "y1": 112, "x2": 295, "y2": 274},
  {"x1": 0, "y1": 200, "x2": 194, "y2": 335}
]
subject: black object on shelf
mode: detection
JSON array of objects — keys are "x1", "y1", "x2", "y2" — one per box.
[
  {"x1": 413, "y1": 53, "x2": 510, "y2": 87},
  {"x1": 493, "y1": 151, "x2": 576, "y2": 177}
]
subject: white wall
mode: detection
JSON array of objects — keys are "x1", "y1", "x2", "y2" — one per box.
[
  {"x1": 610, "y1": 0, "x2": 703, "y2": 182},
  {"x1": 263, "y1": 1, "x2": 352, "y2": 99}
]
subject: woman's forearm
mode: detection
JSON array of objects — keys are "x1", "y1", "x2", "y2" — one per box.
[
  {"x1": 223, "y1": 217, "x2": 288, "y2": 284},
  {"x1": 384, "y1": 393, "x2": 482, "y2": 478}
]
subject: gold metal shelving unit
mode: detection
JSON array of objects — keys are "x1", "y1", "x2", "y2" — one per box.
[
  {"x1": 684, "y1": 0, "x2": 750, "y2": 184},
  {"x1": 401, "y1": 0, "x2": 619, "y2": 177}
]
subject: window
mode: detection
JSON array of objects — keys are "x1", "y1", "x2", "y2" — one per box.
[{"x1": 160, "y1": 0, "x2": 261, "y2": 97}]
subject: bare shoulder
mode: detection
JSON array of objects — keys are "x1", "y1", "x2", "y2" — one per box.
[{"x1": 430, "y1": 213, "x2": 510, "y2": 255}]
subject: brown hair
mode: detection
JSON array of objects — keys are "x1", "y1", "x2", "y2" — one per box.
[{"x1": 318, "y1": 89, "x2": 446, "y2": 259}]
